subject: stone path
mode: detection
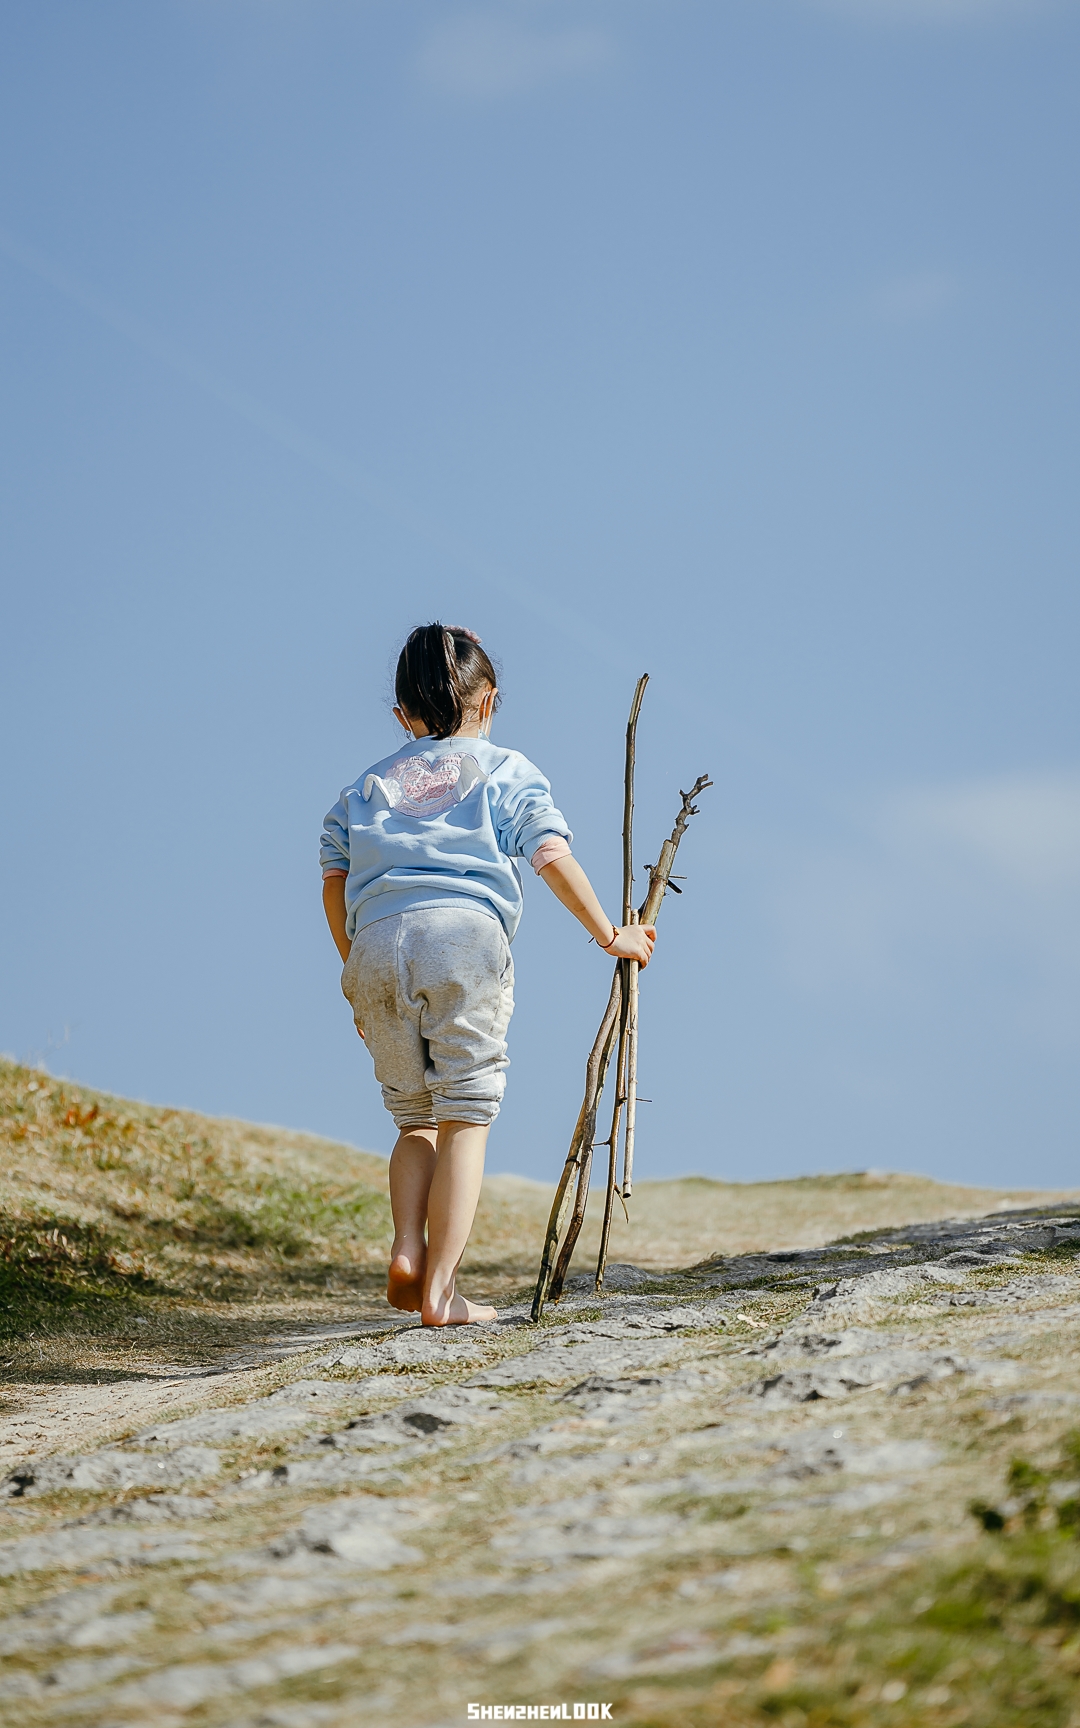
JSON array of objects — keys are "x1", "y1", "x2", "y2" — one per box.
[{"x1": 0, "y1": 1202, "x2": 1078, "y2": 1725}]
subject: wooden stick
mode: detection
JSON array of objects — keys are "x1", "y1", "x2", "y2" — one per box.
[
  {"x1": 639, "y1": 776, "x2": 713, "y2": 925},
  {"x1": 545, "y1": 978, "x2": 623, "y2": 1304},
  {"x1": 594, "y1": 675, "x2": 649, "y2": 1293},
  {"x1": 595, "y1": 776, "x2": 712, "y2": 1289},
  {"x1": 531, "y1": 968, "x2": 621, "y2": 1319},
  {"x1": 594, "y1": 963, "x2": 631, "y2": 1291},
  {"x1": 528, "y1": 1106, "x2": 588, "y2": 1316},
  {"x1": 530, "y1": 713, "x2": 713, "y2": 1320},
  {"x1": 623, "y1": 675, "x2": 649, "y2": 924},
  {"x1": 622, "y1": 940, "x2": 639, "y2": 1200}
]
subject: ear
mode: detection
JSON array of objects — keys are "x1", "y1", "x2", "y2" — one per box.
[{"x1": 393, "y1": 705, "x2": 415, "y2": 736}]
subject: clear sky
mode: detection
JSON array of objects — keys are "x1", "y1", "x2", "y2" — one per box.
[{"x1": 2, "y1": 0, "x2": 1078, "y2": 1188}]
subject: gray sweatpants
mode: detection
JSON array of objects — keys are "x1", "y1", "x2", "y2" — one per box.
[{"x1": 341, "y1": 907, "x2": 514, "y2": 1130}]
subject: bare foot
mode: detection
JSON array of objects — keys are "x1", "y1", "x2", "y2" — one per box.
[
  {"x1": 421, "y1": 1289, "x2": 497, "y2": 1327},
  {"x1": 387, "y1": 1249, "x2": 425, "y2": 1312}
]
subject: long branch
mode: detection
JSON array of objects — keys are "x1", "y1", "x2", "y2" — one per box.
[
  {"x1": 531, "y1": 968, "x2": 621, "y2": 1319},
  {"x1": 590, "y1": 775, "x2": 712, "y2": 1294},
  {"x1": 622, "y1": 674, "x2": 648, "y2": 924},
  {"x1": 597, "y1": 674, "x2": 648, "y2": 1291},
  {"x1": 621, "y1": 958, "x2": 639, "y2": 1200},
  {"x1": 639, "y1": 776, "x2": 713, "y2": 924},
  {"x1": 532, "y1": 771, "x2": 713, "y2": 1319},
  {"x1": 594, "y1": 961, "x2": 631, "y2": 1291},
  {"x1": 545, "y1": 988, "x2": 623, "y2": 1304}
]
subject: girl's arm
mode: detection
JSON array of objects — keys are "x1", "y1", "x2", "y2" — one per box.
[
  {"x1": 322, "y1": 876, "x2": 352, "y2": 964},
  {"x1": 537, "y1": 855, "x2": 655, "y2": 966},
  {"x1": 323, "y1": 876, "x2": 364, "y2": 1036}
]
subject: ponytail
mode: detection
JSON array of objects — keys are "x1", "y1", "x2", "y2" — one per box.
[{"x1": 395, "y1": 622, "x2": 499, "y2": 740}]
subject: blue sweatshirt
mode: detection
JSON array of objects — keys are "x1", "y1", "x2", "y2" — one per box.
[{"x1": 320, "y1": 734, "x2": 572, "y2": 943}]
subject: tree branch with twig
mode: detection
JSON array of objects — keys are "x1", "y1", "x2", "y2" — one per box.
[{"x1": 530, "y1": 677, "x2": 711, "y2": 1321}]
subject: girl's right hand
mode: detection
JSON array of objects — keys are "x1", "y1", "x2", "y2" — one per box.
[{"x1": 602, "y1": 924, "x2": 656, "y2": 966}]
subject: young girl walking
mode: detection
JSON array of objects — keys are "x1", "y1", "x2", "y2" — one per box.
[{"x1": 321, "y1": 623, "x2": 655, "y2": 1326}]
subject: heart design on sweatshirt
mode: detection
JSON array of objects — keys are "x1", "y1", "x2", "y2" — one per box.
[{"x1": 363, "y1": 753, "x2": 488, "y2": 818}]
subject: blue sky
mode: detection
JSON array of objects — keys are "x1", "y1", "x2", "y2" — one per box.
[{"x1": 1, "y1": 0, "x2": 1078, "y2": 1188}]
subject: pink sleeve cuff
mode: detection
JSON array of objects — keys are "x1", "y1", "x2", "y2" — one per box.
[
  {"x1": 322, "y1": 868, "x2": 348, "y2": 880},
  {"x1": 531, "y1": 836, "x2": 572, "y2": 874}
]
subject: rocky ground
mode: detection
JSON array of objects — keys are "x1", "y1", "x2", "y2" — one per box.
[{"x1": 2, "y1": 1194, "x2": 1080, "y2": 1727}]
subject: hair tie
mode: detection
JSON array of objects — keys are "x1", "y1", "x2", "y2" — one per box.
[{"x1": 448, "y1": 626, "x2": 482, "y2": 645}]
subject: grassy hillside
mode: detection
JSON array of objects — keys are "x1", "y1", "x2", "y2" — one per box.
[
  {"x1": 2, "y1": 1056, "x2": 1073, "y2": 1376},
  {"x1": 0, "y1": 1059, "x2": 393, "y2": 1345}
]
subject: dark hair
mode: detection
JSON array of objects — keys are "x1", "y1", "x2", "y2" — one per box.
[{"x1": 395, "y1": 623, "x2": 499, "y2": 740}]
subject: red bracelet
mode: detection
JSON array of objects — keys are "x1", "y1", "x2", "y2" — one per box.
[{"x1": 599, "y1": 925, "x2": 619, "y2": 951}]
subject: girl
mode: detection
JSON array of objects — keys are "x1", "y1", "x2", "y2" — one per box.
[{"x1": 321, "y1": 623, "x2": 655, "y2": 1326}]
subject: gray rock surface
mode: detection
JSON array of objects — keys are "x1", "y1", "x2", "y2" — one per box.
[
  {"x1": 317, "y1": 1327, "x2": 495, "y2": 1371},
  {"x1": 568, "y1": 1262, "x2": 658, "y2": 1292},
  {"x1": 260, "y1": 1380, "x2": 369, "y2": 1407},
  {"x1": 774, "y1": 1432, "x2": 940, "y2": 1478},
  {"x1": 266, "y1": 1497, "x2": 426, "y2": 1569},
  {"x1": 100, "y1": 1645, "x2": 359, "y2": 1711},
  {"x1": 751, "y1": 1348, "x2": 968, "y2": 1404},
  {"x1": 316, "y1": 1385, "x2": 503, "y2": 1449},
  {"x1": 0, "y1": 1583, "x2": 126, "y2": 1655},
  {"x1": 798, "y1": 1265, "x2": 973, "y2": 1325},
  {"x1": 134, "y1": 1404, "x2": 317, "y2": 1447},
  {"x1": 3, "y1": 1445, "x2": 220, "y2": 1497},
  {"x1": 468, "y1": 1321, "x2": 684, "y2": 1387},
  {"x1": 187, "y1": 1576, "x2": 352, "y2": 1613},
  {"x1": 80, "y1": 1492, "x2": 218, "y2": 1523},
  {"x1": 594, "y1": 1629, "x2": 778, "y2": 1681},
  {"x1": 0, "y1": 1522, "x2": 208, "y2": 1576},
  {"x1": 492, "y1": 1501, "x2": 681, "y2": 1562},
  {"x1": 0, "y1": 1650, "x2": 144, "y2": 1702}
]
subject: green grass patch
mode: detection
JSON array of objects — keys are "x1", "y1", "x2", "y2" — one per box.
[{"x1": 0, "y1": 1210, "x2": 160, "y2": 1333}]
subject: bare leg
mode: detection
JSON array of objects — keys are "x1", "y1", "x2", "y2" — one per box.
[
  {"x1": 421, "y1": 1120, "x2": 497, "y2": 1326},
  {"x1": 386, "y1": 1125, "x2": 438, "y2": 1311}
]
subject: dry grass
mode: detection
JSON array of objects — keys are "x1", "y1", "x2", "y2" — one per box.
[{"x1": 0, "y1": 1058, "x2": 394, "y2": 1378}]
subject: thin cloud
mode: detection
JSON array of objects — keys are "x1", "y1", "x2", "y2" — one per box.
[
  {"x1": 417, "y1": 11, "x2": 613, "y2": 99},
  {"x1": 811, "y1": 0, "x2": 1052, "y2": 21},
  {"x1": 771, "y1": 773, "x2": 1080, "y2": 1045},
  {"x1": 886, "y1": 775, "x2": 1080, "y2": 891},
  {"x1": 873, "y1": 269, "x2": 959, "y2": 322}
]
